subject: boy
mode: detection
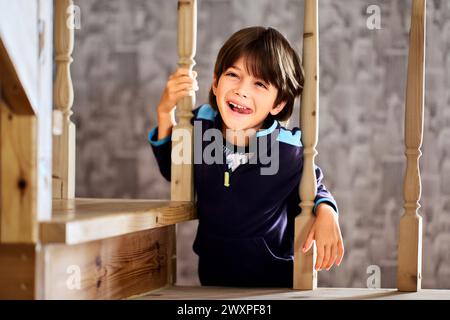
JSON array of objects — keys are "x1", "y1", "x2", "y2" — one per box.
[{"x1": 148, "y1": 27, "x2": 344, "y2": 287}]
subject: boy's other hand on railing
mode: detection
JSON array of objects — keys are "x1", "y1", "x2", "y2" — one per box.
[{"x1": 302, "y1": 203, "x2": 344, "y2": 271}]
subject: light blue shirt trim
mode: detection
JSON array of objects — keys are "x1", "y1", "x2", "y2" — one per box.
[
  {"x1": 256, "y1": 120, "x2": 278, "y2": 137},
  {"x1": 313, "y1": 198, "x2": 339, "y2": 215},
  {"x1": 196, "y1": 104, "x2": 218, "y2": 121},
  {"x1": 148, "y1": 126, "x2": 170, "y2": 147},
  {"x1": 276, "y1": 128, "x2": 302, "y2": 147}
]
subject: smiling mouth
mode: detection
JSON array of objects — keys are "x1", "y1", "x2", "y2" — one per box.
[{"x1": 227, "y1": 101, "x2": 253, "y2": 115}]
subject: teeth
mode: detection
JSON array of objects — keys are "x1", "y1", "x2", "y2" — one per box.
[{"x1": 229, "y1": 102, "x2": 248, "y2": 110}]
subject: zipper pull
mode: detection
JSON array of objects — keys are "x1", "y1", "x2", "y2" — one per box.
[{"x1": 224, "y1": 171, "x2": 230, "y2": 187}]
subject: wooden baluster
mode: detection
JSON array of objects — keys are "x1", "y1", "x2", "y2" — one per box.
[
  {"x1": 294, "y1": 0, "x2": 319, "y2": 290},
  {"x1": 53, "y1": 0, "x2": 75, "y2": 199},
  {"x1": 171, "y1": 0, "x2": 196, "y2": 201},
  {"x1": 397, "y1": 0, "x2": 426, "y2": 292}
]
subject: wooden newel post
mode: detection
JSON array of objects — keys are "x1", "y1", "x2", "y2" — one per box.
[
  {"x1": 171, "y1": 0, "x2": 197, "y2": 201},
  {"x1": 53, "y1": 0, "x2": 76, "y2": 199},
  {"x1": 397, "y1": 0, "x2": 426, "y2": 292},
  {"x1": 293, "y1": 0, "x2": 319, "y2": 290}
]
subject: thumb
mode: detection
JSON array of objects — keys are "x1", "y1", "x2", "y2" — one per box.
[{"x1": 302, "y1": 229, "x2": 315, "y2": 253}]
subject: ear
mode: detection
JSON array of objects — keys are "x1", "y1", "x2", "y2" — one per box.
[
  {"x1": 212, "y1": 75, "x2": 218, "y2": 95},
  {"x1": 270, "y1": 101, "x2": 287, "y2": 116}
]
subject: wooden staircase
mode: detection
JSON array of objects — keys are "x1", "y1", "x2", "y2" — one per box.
[
  {"x1": 0, "y1": 199, "x2": 195, "y2": 299},
  {"x1": 38, "y1": 199, "x2": 195, "y2": 299},
  {"x1": 0, "y1": 0, "x2": 197, "y2": 299}
]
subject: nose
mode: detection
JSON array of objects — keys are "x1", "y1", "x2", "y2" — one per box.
[{"x1": 234, "y1": 87, "x2": 248, "y2": 99}]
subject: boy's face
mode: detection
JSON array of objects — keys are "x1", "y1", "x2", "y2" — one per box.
[{"x1": 212, "y1": 56, "x2": 286, "y2": 133}]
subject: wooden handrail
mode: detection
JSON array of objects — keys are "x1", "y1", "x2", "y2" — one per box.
[
  {"x1": 397, "y1": 0, "x2": 426, "y2": 292},
  {"x1": 294, "y1": 0, "x2": 319, "y2": 290}
]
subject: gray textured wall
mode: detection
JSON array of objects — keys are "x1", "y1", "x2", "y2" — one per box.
[{"x1": 71, "y1": 0, "x2": 450, "y2": 289}]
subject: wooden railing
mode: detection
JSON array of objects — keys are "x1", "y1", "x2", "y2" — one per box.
[
  {"x1": 293, "y1": 0, "x2": 427, "y2": 292},
  {"x1": 294, "y1": 0, "x2": 320, "y2": 290},
  {"x1": 397, "y1": 0, "x2": 426, "y2": 292},
  {"x1": 48, "y1": 0, "x2": 427, "y2": 292},
  {"x1": 0, "y1": 0, "x2": 195, "y2": 300},
  {"x1": 52, "y1": 0, "x2": 76, "y2": 200},
  {"x1": 171, "y1": 0, "x2": 196, "y2": 202},
  {"x1": 0, "y1": 0, "x2": 429, "y2": 299}
]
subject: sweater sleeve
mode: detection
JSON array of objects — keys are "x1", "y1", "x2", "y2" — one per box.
[
  {"x1": 312, "y1": 164, "x2": 339, "y2": 215},
  {"x1": 147, "y1": 105, "x2": 204, "y2": 182},
  {"x1": 148, "y1": 127, "x2": 172, "y2": 182},
  {"x1": 286, "y1": 164, "x2": 339, "y2": 217}
]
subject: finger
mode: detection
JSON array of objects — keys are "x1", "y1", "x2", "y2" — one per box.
[
  {"x1": 169, "y1": 68, "x2": 187, "y2": 80},
  {"x1": 175, "y1": 68, "x2": 198, "y2": 80},
  {"x1": 171, "y1": 75, "x2": 196, "y2": 85},
  {"x1": 168, "y1": 84, "x2": 198, "y2": 99},
  {"x1": 315, "y1": 246, "x2": 324, "y2": 271},
  {"x1": 174, "y1": 89, "x2": 196, "y2": 98},
  {"x1": 336, "y1": 239, "x2": 345, "y2": 266},
  {"x1": 168, "y1": 86, "x2": 196, "y2": 101},
  {"x1": 168, "y1": 90, "x2": 195, "y2": 104},
  {"x1": 170, "y1": 83, "x2": 198, "y2": 94},
  {"x1": 326, "y1": 245, "x2": 337, "y2": 270},
  {"x1": 320, "y1": 245, "x2": 331, "y2": 271},
  {"x1": 302, "y1": 230, "x2": 315, "y2": 253},
  {"x1": 175, "y1": 68, "x2": 191, "y2": 76},
  {"x1": 172, "y1": 77, "x2": 199, "y2": 90}
]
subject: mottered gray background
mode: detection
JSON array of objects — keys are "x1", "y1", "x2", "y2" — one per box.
[{"x1": 71, "y1": 0, "x2": 450, "y2": 288}]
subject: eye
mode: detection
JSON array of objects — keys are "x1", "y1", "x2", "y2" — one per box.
[
  {"x1": 225, "y1": 72, "x2": 238, "y2": 78},
  {"x1": 256, "y1": 81, "x2": 268, "y2": 89}
]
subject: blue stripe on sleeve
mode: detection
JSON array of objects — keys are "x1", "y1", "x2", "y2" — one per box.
[
  {"x1": 196, "y1": 104, "x2": 217, "y2": 121},
  {"x1": 148, "y1": 127, "x2": 170, "y2": 147},
  {"x1": 313, "y1": 198, "x2": 339, "y2": 215}
]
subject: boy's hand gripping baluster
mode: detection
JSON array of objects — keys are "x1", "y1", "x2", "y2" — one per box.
[
  {"x1": 156, "y1": 68, "x2": 199, "y2": 140},
  {"x1": 157, "y1": 68, "x2": 199, "y2": 116}
]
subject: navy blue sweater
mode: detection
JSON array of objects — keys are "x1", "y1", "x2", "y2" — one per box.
[{"x1": 148, "y1": 104, "x2": 338, "y2": 287}]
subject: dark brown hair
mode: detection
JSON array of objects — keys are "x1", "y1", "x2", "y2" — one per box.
[{"x1": 209, "y1": 26, "x2": 304, "y2": 121}]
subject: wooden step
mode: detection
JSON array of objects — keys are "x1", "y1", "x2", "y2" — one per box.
[
  {"x1": 39, "y1": 198, "x2": 196, "y2": 244},
  {"x1": 135, "y1": 285, "x2": 450, "y2": 300}
]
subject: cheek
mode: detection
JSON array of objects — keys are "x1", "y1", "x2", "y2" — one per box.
[
  {"x1": 266, "y1": 93, "x2": 279, "y2": 108},
  {"x1": 254, "y1": 92, "x2": 271, "y2": 105},
  {"x1": 214, "y1": 80, "x2": 225, "y2": 96}
]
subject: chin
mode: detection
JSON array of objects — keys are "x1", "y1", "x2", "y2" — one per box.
[
  {"x1": 219, "y1": 107, "x2": 249, "y2": 131},
  {"x1": 222, "y1": 118, "x2": 247, "y2": 132}
]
